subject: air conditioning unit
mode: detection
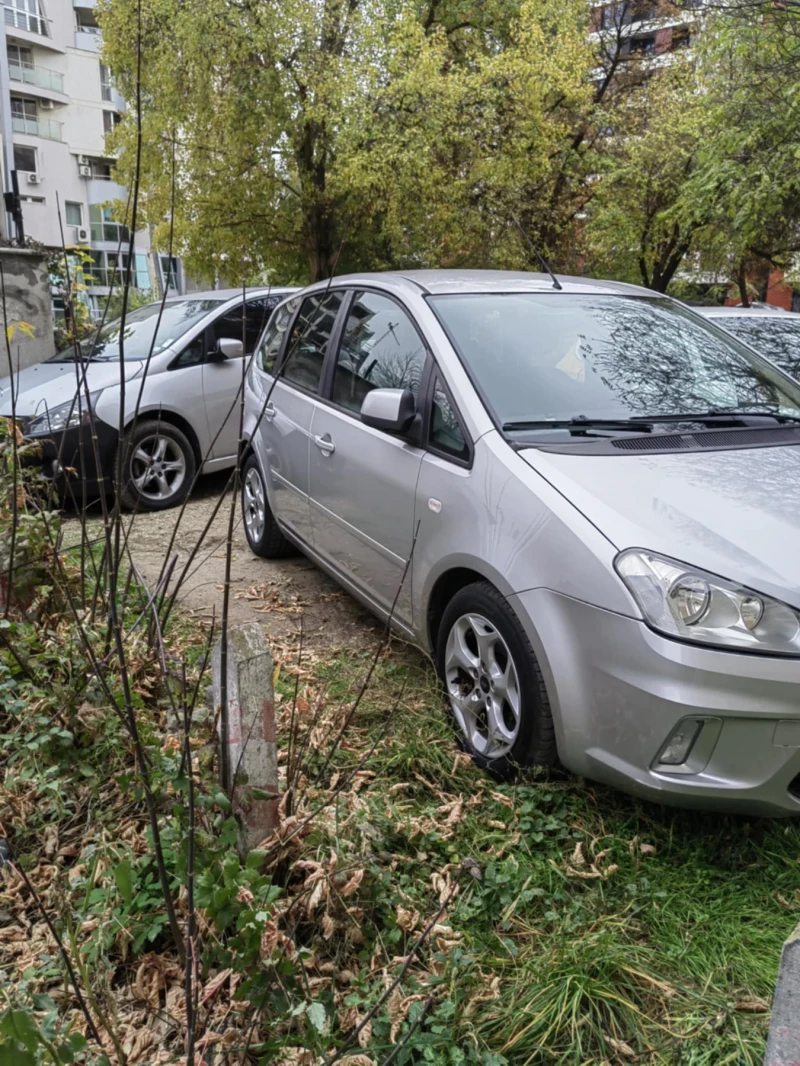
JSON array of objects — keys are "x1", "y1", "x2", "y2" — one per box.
[
  {"x1": 77, "y1": 154, "x2": 89, "y2": 165},
  {"x1": 79, "y1": 165, "x2": 91, "y2": 177},
  {"x1": 39, "y1": 99, "x2": 54, "y2": 110},
  {"x1": 26, "y1": 173, "x2": 40, "y2": 185},
  {"x1": 75, "y1": 226, "x2": 89, "y2": 242}
]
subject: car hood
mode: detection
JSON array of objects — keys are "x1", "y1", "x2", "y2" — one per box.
[
  {"x1": 521, "y1": 444, "x2": 800, "y2": 608},
  {"x1": 0, "y1": 359, "x2": 143, "y2": 417}
]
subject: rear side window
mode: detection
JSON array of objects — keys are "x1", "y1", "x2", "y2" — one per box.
[
  {"x1": 281, "y1": 290, "x2": 344, "y2": 394},
  {"x1": 332, "y1": 291, "x2": 427, "y2": 414},
  {"x1": 256, "y1": 297, "x2": 299, "y2": 375}
]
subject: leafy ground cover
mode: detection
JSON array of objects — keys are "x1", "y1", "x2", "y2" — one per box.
[{"x1": 1, "y1": 570, "x2": 797, "y2": 1065}]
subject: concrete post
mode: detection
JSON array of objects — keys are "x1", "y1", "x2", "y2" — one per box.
[
  {"x1": 764, "y1": 924, "x2": 800, "y2": 1066},
  {"x1": 212, "y1": 623, "x2": 279, "y2": 857}
]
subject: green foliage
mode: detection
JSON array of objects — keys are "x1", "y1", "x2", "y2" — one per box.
[
  {"x1": 47, "y1": 250, "x2": 95, "y2": 352},
  {"x1": 99, "y1": 0, "x2": 595, "y2": 282}
]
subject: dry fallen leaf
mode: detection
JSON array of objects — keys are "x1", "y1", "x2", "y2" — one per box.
[
  {"x1": 734, "y1": 995, "x2": 770, "y2": 1013},
  {"x1": 605, "y1": 1035, "x2": 638, "y2": 1060},
  {"x1": 395, "y1": 905, "x2": 420, "y2": 933}
]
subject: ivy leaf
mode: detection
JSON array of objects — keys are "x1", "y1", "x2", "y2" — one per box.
[{"x1": 0, "y1": 1009, "x2": 39, "y2": 1052}]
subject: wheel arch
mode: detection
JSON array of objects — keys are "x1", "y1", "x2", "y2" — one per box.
[
  {"x1": 426, "y1": 562, "x2": 512, "y2": 654},
  {"x1": 125, "y1": 408, "x2": 203, "y2": 467}
]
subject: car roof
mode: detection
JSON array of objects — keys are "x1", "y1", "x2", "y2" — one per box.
[
  {"x1": 699, "y1": 305, "x2": 796, "y2": 318},
  {"x1": 305, "y1": 269, "x2": 659, "y2": 298},
  {"x1": 164, "y1": 286, "x2": 297, "y2": 303}
]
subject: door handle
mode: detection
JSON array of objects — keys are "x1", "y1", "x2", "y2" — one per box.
[
  {"x1": 263, "y1": 402, "x2": 276, "y2": 422},
  {"x1": 314, "y1": 434, "x2": 335, "y2": 455}
]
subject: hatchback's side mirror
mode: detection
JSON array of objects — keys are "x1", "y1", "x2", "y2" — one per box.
[
  {"x1": 209, "y1": 337, "x2": 244, "y2": 362},
  {"x1": 360, "y1": 388, "x2": 416, "y2": 434}
]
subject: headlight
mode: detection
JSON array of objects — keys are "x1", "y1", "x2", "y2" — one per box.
[
  {"x1": 615, "y1": 549, "x2": 800, "y2": 656},
  {"x1": 26, "y1": 390, "x2": 102, "y2": 437}
]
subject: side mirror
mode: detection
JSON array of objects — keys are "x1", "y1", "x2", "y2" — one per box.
[
  {"x1": 360, "y1": 388, "x2": 416, "y2": 434},
  {"x1": 209, "y1": 337, "x2": 244, "y2": 362}
]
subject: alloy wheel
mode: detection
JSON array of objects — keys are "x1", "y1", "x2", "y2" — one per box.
[
  {"x1": 444, "y1": 612, "x2": 521, "y2": 759},
  {"x1": 129, "y1": 434, "x2": 187, "y2": 502},
  {"x1": 243, "y1": 465, "x2": 266, "y2": 544}
]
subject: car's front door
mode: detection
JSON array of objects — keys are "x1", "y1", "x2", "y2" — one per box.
[
  {"x1": 308, "y1": 289, "x2": 428, "y2": 627},
  {"x1": 251, "y1": 290, "x2": 344, "y2": 545},
  {"x1": 203, "y1": 297, "x2": 278, "y2": 461}
]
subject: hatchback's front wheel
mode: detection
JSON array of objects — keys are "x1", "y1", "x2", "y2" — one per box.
[{"x1": 437, "y1": 581, "x2": 557, "y2": 778}]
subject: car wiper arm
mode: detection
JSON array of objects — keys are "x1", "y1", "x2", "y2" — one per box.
[{"x1": 503, "y1": 416, "x2": 653, "y2": 433}]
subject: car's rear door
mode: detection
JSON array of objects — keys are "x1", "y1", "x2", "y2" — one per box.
[
  {"x1": 203, "y1": 297, "x2": 278, "y2": 462},
  {"x1": 250, "y1": 290, "x2": 345, "y2": 545},
  {"x1": 307, "y1": 289, "x2": 428, "y2": 627}
]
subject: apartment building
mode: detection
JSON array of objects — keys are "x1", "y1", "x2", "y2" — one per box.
[{"x1": 0, "y1": 0, "x2": 184, "y2": 319}]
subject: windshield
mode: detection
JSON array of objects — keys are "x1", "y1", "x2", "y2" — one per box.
[
  {"x1": 428, "y1": 293, "x2": 800, "y2": 430},
  {"x1": 713, "y1": 316, "x2": 800, "y2": 380},
  {"x1": 51, "y1": 299, "x2": 225, "y2": 362}
]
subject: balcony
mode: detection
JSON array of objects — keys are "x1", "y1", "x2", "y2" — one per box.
[
  {"x1": 8, "y1": 60, "x2": 64, "y2": 94},
  {"x1": 3, "y1": 7, "x2": 49, "y2": 37},
  {"x1": 12, "y1": 114, "x2": 62, "y2": 140},
  {"x1": 74, "y1": 26, "x2": 101, "y2": 52}
]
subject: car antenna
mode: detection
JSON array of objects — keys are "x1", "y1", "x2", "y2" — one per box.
[{"x1": 510, "y1": 215, "x2": 563, "y2": 291}]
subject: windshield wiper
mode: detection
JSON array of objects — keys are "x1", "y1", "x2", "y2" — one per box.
[
  {"x1": 638, "y1": 408, "x2": 800, "y2": 426},
  {"x1": 503, "y1": 416, "x2": 653, "y2": 434}
]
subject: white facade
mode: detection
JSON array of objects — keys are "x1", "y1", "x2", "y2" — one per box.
[{"x1": 0, "y1": 0, "x2": 184, "y2": 315}]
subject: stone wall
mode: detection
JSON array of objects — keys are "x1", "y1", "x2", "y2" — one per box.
[{"x1": 0, "y1": 248, "x2": 55, "y2": 373}]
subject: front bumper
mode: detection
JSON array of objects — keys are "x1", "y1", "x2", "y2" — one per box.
[
  {"x1": 22, "y1": 419, "x2": 118, "y2": 497},
  {"x1": 511, "y1": 588, "x2": 800, "y2": 816}
]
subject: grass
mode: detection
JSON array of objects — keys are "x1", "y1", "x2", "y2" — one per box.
[
  {"x1": 279, "y1": 639, "x2": 800, "y2": 1065},
  {"x1": 2, "y1": 592, "x2": 797, "y2": 1066}
]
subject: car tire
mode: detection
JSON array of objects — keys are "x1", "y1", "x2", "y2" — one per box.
[
  {"x1": 118, "y1": 419, "x2": 196, "y2": 512},
  {"x1": 241, "y1": 453, "x2": 294, "y2": 558},
  {"x1": 436, "y1": 581, "x2": 558, "y2": 778}
]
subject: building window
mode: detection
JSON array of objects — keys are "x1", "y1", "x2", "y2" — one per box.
[
  {"x1": 65, "y1": 201, "x2": 82, "y2": 226},
  {"x1": 102, "y1": 110, "x2": 120, "y2": 134},
  {"x1": 11, "y1": 97, "x2": 36, "y2": 120},
  {"x1": 8, "y1": 43, "x2": 32, "y2": 69},
  {"x1": 86, "y1": 249, "x2": 150, "y2": 289},
  {"x1": 671, "y1": 27, "x2": 692, "y2": 50},
  {"x1": 3, "y1": 0, "x2": 49, "y2": 38},
  {"x1": 89, "y1": 159, "x2": 112, "y2": 180},
  {"x1": 75, "y1": 9, "x2": 100, "y2": 34},
  {"x1": 13, "y1": 144, "x2": 36, "y2": 173},
  {"x1": 159, "y1": 255, "x2": 181, "y2": 293},
  {"x1": 99, "y1": 62, "x2": 112, "y2": 101},
  {"x1": 628, "y1": 35, "x2": 656, "y2": 55},
  {"x1": 89, "y1": 203, "x2": 130, "y2": 243}
]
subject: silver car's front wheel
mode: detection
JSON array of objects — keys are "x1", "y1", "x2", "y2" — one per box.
[
  {"x1": 437, "y1": 581, "x2": 558, "y2": 777},
  {"x1": 444, "y1": 612, "x2": 521, "y2": 759},
  {"x1": 119, "y1": 420, "x2": 196, "y2": 512},
  {"x1": 130, "y1": 434, "x2": 187, "y2": 503}
]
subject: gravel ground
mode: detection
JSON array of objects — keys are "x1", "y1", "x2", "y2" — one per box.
[{"x1": 71, "y1": 471, "x2": 384, "y2": 652}]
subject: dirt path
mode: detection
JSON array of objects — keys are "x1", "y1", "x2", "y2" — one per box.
[{"x1": 74, "y1": 473, "x2": 383, "y2": 652}]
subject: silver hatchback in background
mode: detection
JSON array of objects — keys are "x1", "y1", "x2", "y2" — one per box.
[{"x1": 242, "y1": 270, "x2": 800, "y2": 815}]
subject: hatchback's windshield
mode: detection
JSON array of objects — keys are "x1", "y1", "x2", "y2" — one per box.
[
  {"x1": 51, "y1": 299, "x2": 224, "y2": 362},
  {"x1": 429, "y1": 293, "x2": 800, "y2": 429},
  {"x1": 714, "y1": 317, "x2": 800, "y2": 380}
]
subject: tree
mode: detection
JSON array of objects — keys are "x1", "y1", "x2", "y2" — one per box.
[
  {"x1": 684, "y1": 6, "x2": 800, "y2": 300},
  {"x1": 99, "y1": 0, "x2": 596, "y2": 283},
  {"x1": 585, "y1": 56, "x2": 708, "y2": 292}
]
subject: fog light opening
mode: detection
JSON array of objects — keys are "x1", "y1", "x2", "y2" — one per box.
[{"x1": 658, "y1": 719, "x2": 704, "y2": 767}]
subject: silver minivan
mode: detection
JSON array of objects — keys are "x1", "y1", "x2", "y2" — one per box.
[
  {"x1": 0, "y1": 287, "x2": 295, "y2": 509},
  {"x1": 242, "y1": 270, "x2": 800, "y2": 815}
]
